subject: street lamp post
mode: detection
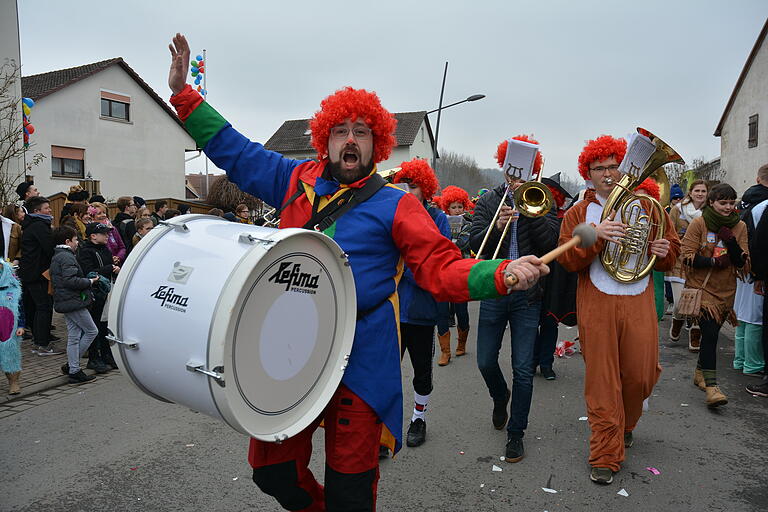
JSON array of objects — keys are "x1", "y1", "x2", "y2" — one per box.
[{"x1": 429, "y1": 61, "x2": 485, "y2": 168}]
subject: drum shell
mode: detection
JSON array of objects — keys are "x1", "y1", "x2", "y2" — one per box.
[{"x1": 108, "y1": 215, "x2": 357, "y2": 441}]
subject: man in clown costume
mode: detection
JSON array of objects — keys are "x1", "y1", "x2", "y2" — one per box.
[
  {"x1": 167, "y1": 34, "x2": 548, "y2": 511},
  {"x1": 558, "y1": 135, "x2": 679, "y2": 485}
]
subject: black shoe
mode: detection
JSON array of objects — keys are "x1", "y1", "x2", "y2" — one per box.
[
  {"x1": 541, "y1": 367, "x2": 556, "y2": 380},
  {"x1": 61, "y1": 363, "x2": 69, "y2": 375},
  {"x1": 86, "y1": 359, "x2": 110, "y2": 374},
  {"x1": 68, "y1": 370, "x2": 95, "y2": 384},
  {"x1": 746, "y1": 380, "x2": 768, "y2": 397},
  {"x1": 492, "y1": 389, "x2": 511, "y2": 430},
  {"x1": 590, "y1": 467, "x2": 614, "y2": 485},
  {"x1": 406, "y1": 418, "x2": 427, "y2": 447},
  {"x1": 505, "y1": 436, "x2": 524, "y2": 463},
  {"x1": 378, "y1": 446, "x2": 390, "y2": 459}
]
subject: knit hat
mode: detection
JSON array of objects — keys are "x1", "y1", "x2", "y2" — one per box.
[
  {"x1": 670, "y1": 184, "x2": 683, "y2": 200},
  {"x1": 15, "y1": 181, "x2": 33, "y2": 200}
]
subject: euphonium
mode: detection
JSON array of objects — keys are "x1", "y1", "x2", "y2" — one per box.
[{"x1": 599, "y1": 127, "x2": 683, "y2": 283}]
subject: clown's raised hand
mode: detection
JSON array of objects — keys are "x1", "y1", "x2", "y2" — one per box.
[{"x1": 168, "y1": 33, "x2": 190, "y2": 95}]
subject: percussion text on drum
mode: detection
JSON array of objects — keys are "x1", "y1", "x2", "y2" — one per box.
[
  {"x1": 268, "y1": 261, "x2": 320, "y2": 293},
  {"x1": 150, "y1": 285, "x2": 190, "y2": 312}
]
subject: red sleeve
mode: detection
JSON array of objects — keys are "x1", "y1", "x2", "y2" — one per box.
[
  {"x1": 169, "y1": 84, "x2": 204, "y2": 121},
  {"x1": 391, "y1": 193, "x2": 510, "y2": 302}
]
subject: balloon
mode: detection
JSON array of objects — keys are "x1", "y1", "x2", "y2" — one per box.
[
  {"x1": 196, "y1": 85, "x2": 202, "y2": 92},
  {"x1": 23, "y1": 97, "x2": 35, "y2": 108},
  {"x1": 199, "y1": 66, "x2": 204, "y2": 73},
  {"x1": 27, "y1": 124, "x2": 34, "y2": 134},
  {"x1": 196, "y1": 54, "x2": 203, "y2": 61},
  {"x1": 194, "y1": 77, "x2": 201, "y2": 85},
  {"x1": 23, "y1": 104, "x2": 30, "y2": 116},
  {"x1": 201, "y1": 89, "x2": 206, "y2": 96},
  {"x1": 191, "y1": 67, "x2": 199, "y2": 73},
  {"x1": 190, "y1": 60, "x2": 198, "y2": 67},
  {"x1": 191, "y1": 71, "x2": 198, "y2": 77},
  {"x1": 197, "y1": 60, "x2": 204, "y2": 66}
]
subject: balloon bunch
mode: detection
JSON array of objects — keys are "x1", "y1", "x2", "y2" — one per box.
[
  {"x1": 22, "y1": 97, "x2": 35, "y2": 148},
  {"x1": 190, "y1": 54, "x2": 207, "y2": 97}
]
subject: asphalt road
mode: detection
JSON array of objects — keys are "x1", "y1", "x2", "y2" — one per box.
[{"x1": 2, "y1": 304, "x2": 767, "y2": 511}]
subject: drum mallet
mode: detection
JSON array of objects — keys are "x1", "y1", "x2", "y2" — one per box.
[{"x1": 503, "y1": 223, "x2": 597, "y2": 287}]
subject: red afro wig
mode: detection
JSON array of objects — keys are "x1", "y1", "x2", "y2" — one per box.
[
  {"x1": 309, "y1": 87, "x2": 397, "y2": 164},
  {"x1": 635, "y1": 178, "x2": 660, "y2": 201},
  {"x1": 577, "y1": 135, "x2": 627, "y2": 181},
  {"x1": 546, "y1": 185, "x2": 566, "y2": 209},
  {"x1": 393, "y1": 158, "x2": 440, "y2": 201},
  {"x1": 495, "y1": 135, "x2": 544, "y2": 174},
  {"x1": 440, "y1": 186, "x2": 472, "y2": 213}
]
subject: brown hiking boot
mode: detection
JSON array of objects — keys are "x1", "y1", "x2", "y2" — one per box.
[
  {"x1": 693, "y1": 368, "x2": 706, "y2": 391},
  {"x1": 669, "y1": 318, "x2": 684, "y2": 341},
  {"x1": 688, "y1": 325, "x2": 701, "y2": 352},
  {"x1": 455, "y1": 327, "x2": 469, "y2": 356},
  {"x1": 437, "y1": 332, "x2": 451, "y2": 366},
  {"x1": 705, "y1": 386, "x2": 728, "y2": 408}
]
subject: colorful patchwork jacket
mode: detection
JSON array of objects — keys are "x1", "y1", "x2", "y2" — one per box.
[{"x1": 170, "y1": 85, "x2": 513, "y2": 452}]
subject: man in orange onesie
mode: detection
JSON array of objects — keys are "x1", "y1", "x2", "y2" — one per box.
[{"x1": 558, "y1": 135, "x2": 680, "y2": 485}]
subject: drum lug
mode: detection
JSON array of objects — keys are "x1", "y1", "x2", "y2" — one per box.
[
  {"x1": 105, "y1": 334, "x2": 139, "y2": 350},
  {"x1": 239, "y1": 233, "x2": 275, "y2": 246},
  {"x1": 341, "y1": 253, "x2": 350, "y2": 266},
  {"x1": 159, "y1": 220, "x2": 189, "y2": 233},
  {"x1": 186, "y1": 361, "x2": 226, "y2": 387},
  {"x1": 340, "y1": 354, "x2": 349, "y2": 371}
]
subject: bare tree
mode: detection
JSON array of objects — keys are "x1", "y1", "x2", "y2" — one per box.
[
  {"x1": 434, "y1": 149, "x2": 505, "y2": 195},
  {"x1": 206, "y1": 174, "x2": 263, "y2": 212},
  {"x1": 0, "y1": 61, "x2": 45, "y2": 206}
]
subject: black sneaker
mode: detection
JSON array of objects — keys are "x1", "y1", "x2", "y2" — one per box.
[
  {"x1": 61, "y1": 363, "x2": 69, "y2": 375},
  {"x1": 746, "y1": 380, "x2": 768, "y2": 397},
  {"x1": 624, "y1": 431, "x2": 633, "y2": 448},
  {"x1": 590, "y1": 467, "x2": 614, "y2": 485},
  {"x1": 86, "y1": 359, "x2": 110, "y2": 374},
  {"x1": 504, "y1": 436, "x2": 524, "y2": 463},
  {"x1": 492, "y1": 388, "x2": 511, "y2": 430},
  {"x1": 406, "y1": 418, "x2": 426, "y2": 447},
  {"x1": 68, "y1": 370, "x2": 95, "y2": 384},
  {"x1": 541, "y1": 367, "x2": 556, "y2": 380},
  {"x1": 378, "y1": 446, "x2": 390, "y2": 459}
]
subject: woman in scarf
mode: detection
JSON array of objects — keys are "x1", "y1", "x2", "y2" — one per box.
[
  {"x1": 0, "y1": 260, "x2": 25, "y2": 395},
  {"x1": 681, "y1": 183, "x2": 749, "y2": 408},
  {"x1": 669, "y1": 180, "x2": 709, "y2": 350}
]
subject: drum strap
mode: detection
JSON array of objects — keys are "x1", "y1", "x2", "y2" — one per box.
[{"x1": 302, "y1": 174, "x2": 387, "y2": 232}]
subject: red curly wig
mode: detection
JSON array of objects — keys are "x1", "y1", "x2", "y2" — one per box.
[
  {"x1": 635, "y1": 178, "x2": 660, "y2": 201},
  {"x1": 393, "y1": 158, "x2": 440, "y2": 201},
  {"x1": 309, "y1": 87, "x2": 397, "y2": 163},
  {"x1": 546, "y1": 185, "x2": 566, "y2": 209},
  {"x1": 495, "y1": 135, "x2": 544, "y2": 174},
  {"x1": 577, "y1": 135, "x2": 627, "y2": 181},
  {"x1": 440, "y1": 186, "x2": 472, "y2": 213}
]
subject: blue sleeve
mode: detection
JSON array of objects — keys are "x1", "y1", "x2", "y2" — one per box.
[
  {"x1": 435, "y1": 211, "x2": 452, "y2": 240},
  {"x1": 203, "y1": 124, "x2": 308, "y2": 208}
]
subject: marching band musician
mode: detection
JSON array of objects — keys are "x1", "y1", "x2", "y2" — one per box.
[
  {"x1": 558, "y1": 135, "x2": 680, "y2": 485},
  {"x1": 469, "y1": 136, "x2": 560, "y2": 464},
  {"x1": 167, "y1": 34, "x2": 548, "y2": 511}
]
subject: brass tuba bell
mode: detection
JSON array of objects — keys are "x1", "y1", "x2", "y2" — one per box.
[{"x1": 599, "y1": 127, "x2": 683, "y2": 283}]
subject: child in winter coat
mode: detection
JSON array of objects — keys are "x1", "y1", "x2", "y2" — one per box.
[
  {"x1": 0, "y1": 259, "x2": 25, "y2": 395},
  {"x1": 50, "y1": 226, "x2": 99, "y2": 384}
]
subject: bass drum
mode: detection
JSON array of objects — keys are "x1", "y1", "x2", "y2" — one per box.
[{"x1": 107, "y1": 215, "x2": 356, "y2": 442}]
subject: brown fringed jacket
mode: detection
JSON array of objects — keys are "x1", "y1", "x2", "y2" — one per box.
[{"x1": 681, "y1": 216, "x2": 749, "y2": 324}]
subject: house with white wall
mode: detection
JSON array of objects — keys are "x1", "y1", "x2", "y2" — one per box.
[
  {"x1": 715, "y1": 19, "x2": 768, "y2": 195},
  {"x1": 21, "y1": 58, "x2": 196, "y2": 201},
  {"x1": 264, "y1": 111, "x2": 436, "y2": 174}
]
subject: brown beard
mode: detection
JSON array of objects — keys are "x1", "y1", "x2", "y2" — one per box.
[{"x1": 326, "y1": 158, "x2": 375, "y2": 185}]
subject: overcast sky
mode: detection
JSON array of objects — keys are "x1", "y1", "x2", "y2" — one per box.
[{"x1": 17, "y1": 0, "x2": 768, "y2": 182}]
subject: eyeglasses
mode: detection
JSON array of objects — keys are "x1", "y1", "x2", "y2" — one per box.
[
  {"x1": 589, "y1": 164, "x2": 620, "y2": 174},
  {"x1": 330, "y1": 126, "x2": 372, "y2": 140}
]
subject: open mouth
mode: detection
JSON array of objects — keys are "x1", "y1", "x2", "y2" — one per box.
[{"x1": 342, "y1": 150, "x2": 359, "y2": 166}]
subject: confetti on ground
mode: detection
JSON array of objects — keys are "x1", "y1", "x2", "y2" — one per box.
[
  {"x1": 130, "y1": 467, "x2": 138, "y2": 471},
  {"x1": 578, "y1": 417, "x2": 588, "y2": 421},
  {"x1": 542, "y1": 488, "x2": 558, "y2": 494},
  {"x1": 186, "y1": 444, "x2": 195, "y2": 447},
  {"x1": 499, "y1": 456, "x2": 505, "y2": 461},
  {"x1": 34, "y1": 440, "x2": 40, "y2": 444},
  {"x1": 492, "y1": 465, "x2": 503, "y2": 472},
  {"x1": 480, "y1": 483, "x2": 485, "y2": 488},
  {"x1": 617, "y1": 488, "x2": 629, "y2": 497},
  {"x1": 459, "y1": 451, "x2": 465, "y2": 455},
  {"x1": 681, "y1": 403, "x2": 689, "y2": 407},
  {"x1": 233, "y1": 477, "x2": 238, "y2": 481},
  {"x1": 646, "y1": 467, "x2": 660, "y2": 475}
]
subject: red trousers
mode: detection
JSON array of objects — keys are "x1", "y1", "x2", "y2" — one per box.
[{"x1": 248, "y1": 385, "x2": 383, "y2": 511}]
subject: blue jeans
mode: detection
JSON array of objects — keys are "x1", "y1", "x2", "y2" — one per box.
[
  {"x1": 437, "y1": 302, "x2": 470, "y2": 335},
  {"x1": 534, "y1": 314, "x2": 558, "y2": 369},
  {"x1": 476, "y1": 292, "x2": 540, "y2": 438}
]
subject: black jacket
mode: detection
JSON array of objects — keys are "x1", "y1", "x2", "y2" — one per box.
[
  {"x1": 114, "y1": 212, "x2": 136, "y2": 252},
  {"x1": 18, "y1": 214, "x2": 54, "y2": 283},
  {"x1": 469, "y1": 184, "x2": 560, "y2": 302},
  {"x1": 50, "y1": 247, "x2": 93, "y2": 313},
  {"x1": 77, "y1": 240, "x2": 115, "y2": 280},
  {"x1": 751, "y1": 206, "x2": 768, "y2": 281}
]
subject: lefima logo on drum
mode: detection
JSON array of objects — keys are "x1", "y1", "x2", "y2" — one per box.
[
  {"x1": 268, "y1": 261, "x2": 320, "y2": 294},
  {"x1": 150, "y1": 286, "x2": 190, "y2": 312}
]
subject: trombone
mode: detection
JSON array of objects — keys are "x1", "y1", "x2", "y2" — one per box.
[{"x1": 477, "y1": 170, "x2": 554, "y2": 259}]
